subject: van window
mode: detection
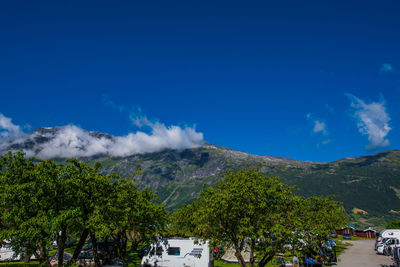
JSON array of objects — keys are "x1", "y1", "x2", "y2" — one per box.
[
  {"x1": 189, "y1": 248, "x2": 203, "y2": 256},
  {"x1": 168, "y1": 247, "x2": 180, "y2": 256},
  {"x1": 156, "y1": 246, "x2": 163, "y2": 256}
]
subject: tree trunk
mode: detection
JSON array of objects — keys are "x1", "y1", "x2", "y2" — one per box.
[
  {"x1": 23, "y1": 253, "x2": 31, "y2": 263},
  {"x1": 36, "y1": 242, "x2": 48, "y2": 263},
  {"x1": 103, "y1": 236, "x2": 112, "y2": 265},
  {"x1": 121, "y1": 232, "x2": 127, "y2": 260},
  {"x1": 57, "y1": 225, "x2": 67, "y2": 267},
  {"x1": 72, "y1": 228, "x2": 90, "y2": 262},
  {"x1": 130, "y1": 235, "x2": 141, "y2": 251},
  {"x1": 116, "y1": 232, "x2": 128, "y2": 260},
  {"x1": 129, "y1": 232, "x2": 143, "y2": 251},
  {"x1": 90, "y1": 231, "x2": 102, "y2": 267},
  {"x1": 248, "y1": 239, "x2": 255, "y2": 267},
  {"x1": 257, "y1": 251, "x2": 275, "y2": 267},
  {"x1": 234, "y1": 248, "x2": 247, "y2": 267}
]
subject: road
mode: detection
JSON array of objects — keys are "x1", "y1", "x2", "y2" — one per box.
[{"x1": 337, "y1": 239, "x2": 393, "y2": 267}]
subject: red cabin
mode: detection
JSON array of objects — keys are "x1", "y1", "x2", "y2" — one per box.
[
  {"x1": 336, "y1": 227, "x2": 354, "y2": 236},
  {"x1": 355, "y1": 229, "x2": 376, "y2": 238}
]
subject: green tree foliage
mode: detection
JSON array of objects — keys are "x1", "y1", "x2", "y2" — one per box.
[
  {"x1": 386, "y1": 220, "x2": 400, "y2": 229},
  {"x1": 0, "y1": 152, "x2": 167, "y2": 267},
  {"x1": 300, "y1": 196, "x2": 348, "y2": 242},
  {"x1": 0, "y1": 151, "x2": 50, "y2": 262},
  {"x1": 170, "y1": 168, "x2": 348, "y2": 267}
]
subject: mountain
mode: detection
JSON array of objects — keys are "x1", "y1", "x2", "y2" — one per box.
[{"x1": 2, "y1": 127, "x2": 400, "y2": 227}]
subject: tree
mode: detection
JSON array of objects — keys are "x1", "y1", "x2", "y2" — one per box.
[
  {"x1": 0, "y1": 152, "x2": 91, "y2": 266},
  {"x1": 386, "y1": 221, "x2": 400, "y2": 229},
  {"x1": 67, "y1": 159, "x2": 167, "y2": 266},
  {"x1": 63, "y1": 159, "x2": 117, "y2": 266},
  {"x1": 170, "y1": 168, "x2": 348, "y2": 267},
  {"x1": 36, "y1": 159, "x2": 86, "y2": 267},
  {"x1": 300, "y1": 196, "x2": 348, "y2": 242},
  {"x1": 0, "y1": 152, "x2": 168, "y2": 267},
  {"x1": 93, "y1": 175, "x2": 167, "y2": 262},
  {"x1": 0, "y1": 151, "x2": 52, "y2": 263},
  {"x1": 170, "y1": 168, "x2": 295, "y2": 267}
]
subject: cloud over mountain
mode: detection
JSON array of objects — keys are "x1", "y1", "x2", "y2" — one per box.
[
  {"x1": 0, "y1": 113, "x2": 204, "y2": 159},
  {"x1": 0, "y1": 113, "x2": 22, "y2": 138}
]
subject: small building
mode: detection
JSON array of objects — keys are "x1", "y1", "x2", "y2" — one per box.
[
  {"x1": 336, "y1": 227, "x2": 355, "y2": 236},
  {"x1": 355, "y1": 228, "x2": 376, "y2": 239}
]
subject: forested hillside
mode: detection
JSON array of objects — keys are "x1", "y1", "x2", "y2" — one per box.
[{"x1": 2, "y1": 127, "x2": 400, "y2": 227}]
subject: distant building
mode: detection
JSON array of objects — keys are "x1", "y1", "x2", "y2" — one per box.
[
  {"x1": 336, "y1": 226, "x2": 355, "y2": 236},
  {"x1": 355, "y1": 228, "x2": 376, "y2": 238}
]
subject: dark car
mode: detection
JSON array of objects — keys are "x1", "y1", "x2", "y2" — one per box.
[
  {"x1": 342, "y1": 233, "x2": 352, "y2": 240},
  {"x1": 330, "y1": 232, "x2": 338, "y2": 238}
]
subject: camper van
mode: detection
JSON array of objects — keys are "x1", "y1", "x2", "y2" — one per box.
[
  {"x1": 0, "y1": 241, "x2": 17, "y2": 261},
  {"x1": 0, "y1": 240, "x2": 38, "y2": 262},
  {"x1": 141, "y1": 238, "x2": 213, "y2": 267},
  {"x1": 376, "y1": 230, "x2": 400, "y2": 250}
]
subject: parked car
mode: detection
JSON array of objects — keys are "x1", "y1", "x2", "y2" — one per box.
[
  {"x1": 330, "y1": 232, "x2": 338, "y2": 238},
  {"x1": 383, "y1": 239, "x2": 399, "y2": 256},
  {"x1": 376, "y1": 238, "x2": 389, "y2": 251},
  {"x1": 376, "y1": 230, "x2": 400, "y2": 250},
  {"x1": 342, "y1": 234, "x2": 352, "y2": 240},
  {"x1": 377, "y1": 238, "x2": 399, "y2": 255}
]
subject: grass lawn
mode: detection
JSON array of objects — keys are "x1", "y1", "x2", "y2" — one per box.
[
  {"x1": 214, "y1": 259, "x2": 276, "y2": 266},
  {"x1": 0, "y1": 238, "x2": 357, "y2": 266},
  {"x1": 0, "y1": 263, "x2": 40, "y2": 267}
]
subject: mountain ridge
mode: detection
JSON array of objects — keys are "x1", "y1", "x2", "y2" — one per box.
[{"x1": 1, "y1": 127, "x2": 400, "y2": 227}]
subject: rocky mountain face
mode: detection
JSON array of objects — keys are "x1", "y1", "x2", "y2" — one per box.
[{"x1": 2, "y1": 127, "x2": 400, "y2": 227}]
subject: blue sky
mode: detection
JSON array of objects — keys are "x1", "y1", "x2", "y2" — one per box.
[{"x1": 0, "y1": 0, "x2": 400, "y2": 162}]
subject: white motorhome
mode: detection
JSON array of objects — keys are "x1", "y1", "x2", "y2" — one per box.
[
  {"x1": 0, "y1": 241, "x2": 17, "y2": 261},
  {"x1": 376, "y1": 230, "x2": 400, "y2": 250},
  {"x1": 141, "y1": 238, "x2": 213, "y2": 267},
  {"x1": 379, "y1": 229, "x2": 400, "y2": 240},
  {"x1": 0, "y1": 240, "x2": 38, "y2": 262}
]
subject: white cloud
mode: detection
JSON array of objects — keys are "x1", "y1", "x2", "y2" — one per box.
[
  {"x1": 0, "y1": 113, "x2": 23, "y2": 138},
  {"x1": 307, "y1": 114, "x2": 328, "y2": 135},
  {"x1": 306, "y1": 114, "x2": 329, "y2": 146},
  {"x1": 380, "y1": 63, "x2": 396, "y2": 73},
  {"x1": 313, "y1": 120, "x2": 328, "y2": 135},
  {"x1": 0, "y1": 114, "x2": 204, "y2": 159},
  {"x1": 347, "y1": 94, "x2": 391, "y2": 150},
  {"x1": 33, "y1": 124, "x2": 203, "y2": 159}
]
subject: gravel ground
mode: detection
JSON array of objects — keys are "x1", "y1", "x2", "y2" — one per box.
[{"x1": 337, "y1": 239, "x2": 393, "y2": 267}]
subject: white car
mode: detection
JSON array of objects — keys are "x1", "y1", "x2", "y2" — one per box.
[{"x1": 377, "y1": 238, "x2": 399, "y2": 255}]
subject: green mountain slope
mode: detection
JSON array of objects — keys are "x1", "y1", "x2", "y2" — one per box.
[
  {"x1": 82, "y1": 143, "x2": 400, "y2": 227},
  {"x1": 2, "y1": 127, "x2": 399, "y2": 228}
]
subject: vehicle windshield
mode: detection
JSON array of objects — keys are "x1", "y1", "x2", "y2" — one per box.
[{"x1": 384, "y1": 239, "x2": 393, "y2": 244}]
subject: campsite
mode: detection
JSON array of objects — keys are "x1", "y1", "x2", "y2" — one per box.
[
  {"x1": 1, "y1": 0, "x2": 400, "y2": 266},
  {"x1": 1, "y1": 151, "x2": 394, "y2": 267}
]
